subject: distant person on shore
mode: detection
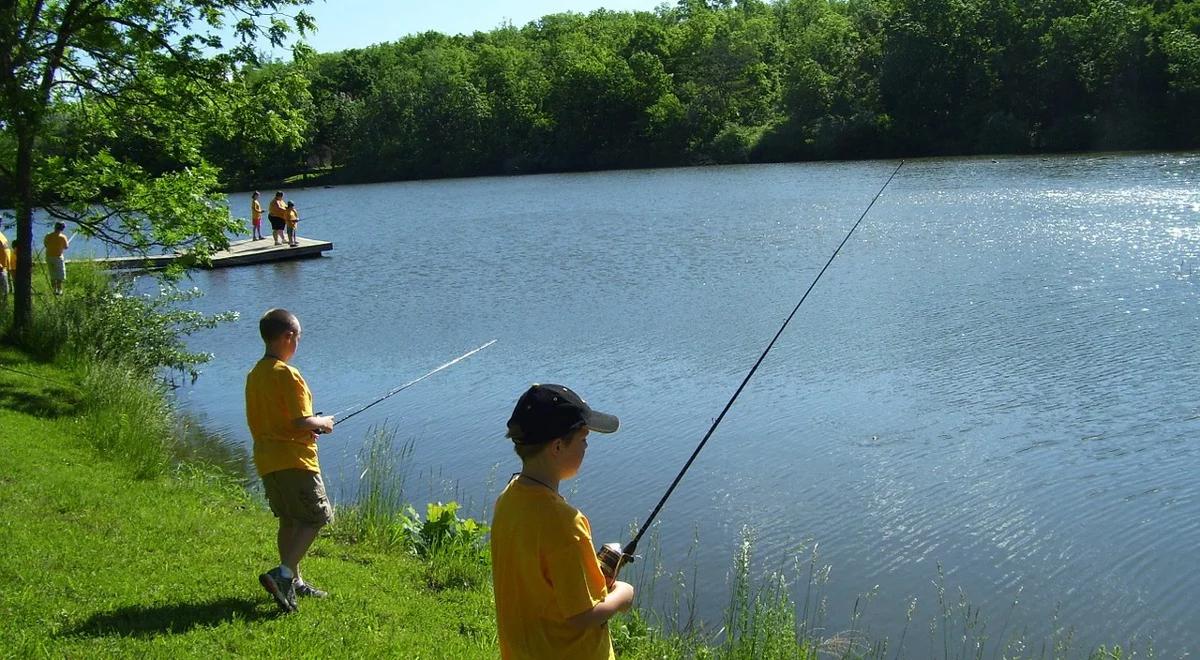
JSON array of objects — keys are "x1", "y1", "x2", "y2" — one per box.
[
  {"x1": 0, "y1": 228, "x2": 14, "y2": 295},
  {"x1": 286, "y1": 201, "x2": 299, "y2": 247},
  {"x1": 0, "y1": 228, "x2": 10, "y2": 304},
  {"x1": 245, "y1": 308, "x2": 335, "y2": 613},
  {"x1": 43, "y1": 222, "x2": 70, "y2": 296},
  {"x1": 268, "y1": 191, "x2": 288, "y2": 245},
  {"x1": 492, "y1": 384, "x2": 634, "y2": 659},
  {"x1": 251, "y1": 191, "x2": 265, "y2": 241}
]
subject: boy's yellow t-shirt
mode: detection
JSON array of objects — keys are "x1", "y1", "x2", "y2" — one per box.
[
  {"x1": 491, "y1": 479, "x2": 614, "y2": 660},
  {"x1": 43, "y1": 232, "x2": 68, "y2": 258},
  {"x1": 287, "y1": 208, "x2": 298, "y2": 227},
  {"x1": 252, "y1": 199, "x2": 263, "y2": 221},
  {"x1": 244, "y1": 356, "x2": 319, "y2": 476}
]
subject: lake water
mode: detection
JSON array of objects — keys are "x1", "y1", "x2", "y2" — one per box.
[{"x1": 164, "y1": 153, "x2": 1197, "y2": 656}]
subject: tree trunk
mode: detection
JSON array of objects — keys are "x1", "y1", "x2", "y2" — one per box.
[{"x1": 13, "y1": 127, "x2": 34, "y2": 331}]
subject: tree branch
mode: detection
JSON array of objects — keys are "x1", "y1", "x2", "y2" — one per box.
[{"x1": 35, "y1": 0, "x2": 83, "y2": 113}]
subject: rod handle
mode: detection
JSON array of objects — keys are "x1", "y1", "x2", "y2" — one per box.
[{"x1": 314, "y1": 411, "x2": 329, "y2": 435}]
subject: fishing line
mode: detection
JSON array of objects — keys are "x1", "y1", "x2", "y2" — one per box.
[
  {"x1": 320, "y1": 339, "x2": 497, "y2": 500},
  {"x1": 326, "y1": 339, "x2": 498, "y2": 426},
  {"x1": 599, "y1": 161, "x2": 905, "y2": 580},
  {"x1": 0, "y1": 363, "x2": 72, "y2": 387}
]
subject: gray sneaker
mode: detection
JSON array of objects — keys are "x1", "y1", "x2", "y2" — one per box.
[
  {"x1": 258, "y1": 567, "x2": 297, "y2": 613},
  {"x1": 295, "y1": 579, "x2": 328, "y2": 599}
]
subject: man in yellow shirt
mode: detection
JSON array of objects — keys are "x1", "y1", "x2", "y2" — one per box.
[
  {"x1": 245, "y1": 308, "x2": 335, "y2": 612},
  {"x1": 267, "y1": 191, "x2": 288, "y2": 245},
  {"x1": 43, "y1": 222, "x2": 70, "y2": 296},
  {"x1": 492, "y1": 384, "x2": 634, "y2": 660}
]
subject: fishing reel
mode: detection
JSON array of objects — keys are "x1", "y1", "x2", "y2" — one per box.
[{"x1": 597, "y1": 542, "x2": 635, "y2": 589}]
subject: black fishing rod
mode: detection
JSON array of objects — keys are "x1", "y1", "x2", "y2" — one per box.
[
  {"x1": 323, "y1": 339, "x2": 497, "y2": 427},
  {"x1": 597, "y1": 161, "x2": 905, "y2": 585}
]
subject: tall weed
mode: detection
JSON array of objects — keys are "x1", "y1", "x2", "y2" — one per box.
[
  {"x1": 76, "y1": 363, "x2": 172, "y2": 479},
  {"x1": 328, "y1": 424, "x2": 414, "y2": 548},
  {"x1": 327, "y1": 424, "x2": 490, "y2": 590}
]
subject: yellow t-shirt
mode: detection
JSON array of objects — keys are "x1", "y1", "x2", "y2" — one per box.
[
  {"x1": 287, "y1": 208, "x2": 298, "y2": 228},
  {"x1": 244, "y1": 356, "x2": 319, "y2": 476},
  {"x1": 43, "y1": 232, "x2": 68, "y2": 258},
  {"x1": 252, "y1": 199, "x2": 263, "y2": 221},
  {"x1": 0, "y1": 231, "x2": 10, "y2": 271},
  {"x1": 491, "y1": 479, "x2": 614, "y2": 660},
  {"x1": 269, "y1": 198, "x2": 288, "y2": 220}
]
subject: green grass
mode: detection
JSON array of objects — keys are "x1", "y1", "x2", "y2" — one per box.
[
  {"x1": 281, "y1": 165, "x2": 339, "y2": 186},
  {"x1": 0, "y1": 352, "x2": 499, "y2": 657}
]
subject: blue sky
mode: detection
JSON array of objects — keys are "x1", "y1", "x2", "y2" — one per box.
[{"x1": 296, "y1": 0, "x2": 667, "y2": 53}]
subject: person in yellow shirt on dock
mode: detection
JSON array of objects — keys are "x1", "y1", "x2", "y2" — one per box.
[
  {"x1": 286, "y1": 201, "x2": 299, "y2": 247},
  {"x1": 43, "y1": 222, "x2": 70, "y2": 296},
  {"x1": 268, "y1": 191, "x2": 288, "y2": 245},
  {"x1": 245, "y1": 308, "x2": 335, "y2": 613},
  {"x1": 492, "y1": 384, "x2": 634, "y2": 660},
  {"x1": 251, "y1": 191, "x2": 265, "y2": 241}
]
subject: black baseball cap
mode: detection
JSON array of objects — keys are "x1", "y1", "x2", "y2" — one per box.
[{"x1": 507, "y1": 384, "x2": 619, "y2": 445}]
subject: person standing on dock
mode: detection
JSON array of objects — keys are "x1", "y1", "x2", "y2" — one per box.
[
  {"x1": 43, "y1": 222, "x2": 70, "y2": 296},
  {"x1": 286, "y1": 201, "x2": 299, "y2": 247},
  {"x1": 268, "y1": 191, "x2": 288, "y2": 245},
  {"x1": 246, "y1": 308, "x2": 335, "y2": 613},
  {"x1": 251, "y1": 191, "x2": 265, "y2": 241}
]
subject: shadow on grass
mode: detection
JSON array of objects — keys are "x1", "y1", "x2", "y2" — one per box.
[
  {"x1": 0, "y1": 380, "x2": 78, "y2": 418},
  {"x1": 65, "y1": 597, "x2": 282, "y2": 638}
]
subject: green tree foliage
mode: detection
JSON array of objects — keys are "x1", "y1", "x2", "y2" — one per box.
[
  {"x1": 255, "y1": 0, "x2": 1197, "y2": 188},
  {"x1": 0, "y1": 0, "x2": 314, "y2": 330}
]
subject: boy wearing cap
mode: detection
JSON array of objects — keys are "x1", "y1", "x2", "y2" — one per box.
[
  {"x1": 245, "y1": 308, "x2": 335, "y2": 613},
  {"x1": 491, "y1": 384, "x2": 635, "y2": 660}
]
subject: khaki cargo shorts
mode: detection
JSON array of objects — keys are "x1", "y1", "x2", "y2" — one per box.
[{"x1": 262, "y1": 468, "x2": 333, "y2": 527}]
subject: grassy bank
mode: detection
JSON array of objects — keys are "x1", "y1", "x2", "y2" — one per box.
[{"x1": 0, "y1": 347, "x2": 500, "y2": 657}]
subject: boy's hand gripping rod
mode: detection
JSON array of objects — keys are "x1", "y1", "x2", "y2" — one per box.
[{"x1": 598, "y1": 162, "x2": 905, "y2": 587}]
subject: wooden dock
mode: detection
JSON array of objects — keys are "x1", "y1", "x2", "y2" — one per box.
[{"x1": 86, "y1": 237, "x2": 333, "y2": 271}]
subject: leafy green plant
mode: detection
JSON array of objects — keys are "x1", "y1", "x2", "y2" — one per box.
[
  {"x1": 399, "y1": 501, "x2": 491, "y2": 591},
  {"x1": 400, "y1": 502, "x2": 487, "y2": 559}
]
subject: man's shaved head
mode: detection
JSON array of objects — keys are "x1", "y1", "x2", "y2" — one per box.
[{"x1": 259, "y1": 308, "x2": 299, "y2": 342}]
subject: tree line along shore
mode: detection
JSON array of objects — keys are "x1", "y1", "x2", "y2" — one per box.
[
  {"x1": 5, "y1": 0, "x2": 1197, "y2": 205},
  {"x1": 210, "y1": 0, "x2": 1200, "y2": 187}
]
